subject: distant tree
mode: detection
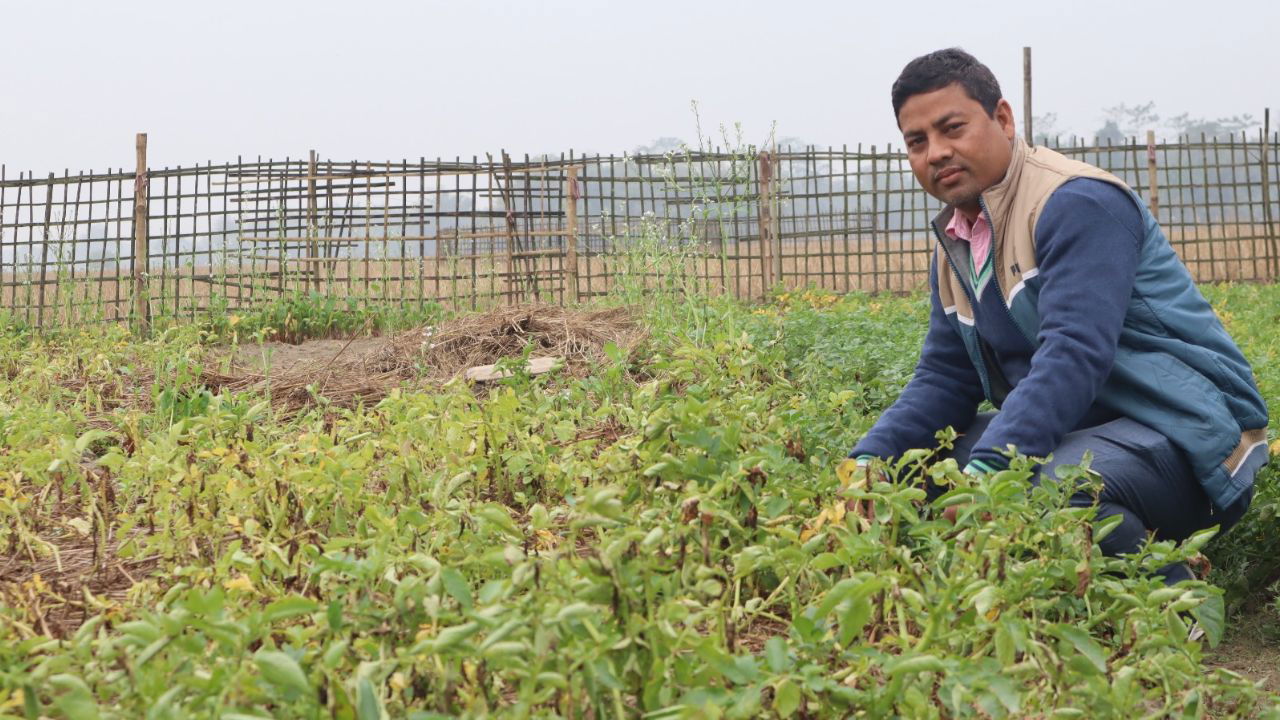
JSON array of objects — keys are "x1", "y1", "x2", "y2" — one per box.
[
  {"x1": 1094, "y1": 120, "x2": 1126, "y2": 146},
  {"x1": 1165, "y1": 112, "x2": 1259, "y2": 139},
  {"x1": 1100, "y1": 101, "x2": 1160, "y2": 139},
  {"x1": 633, "y1": 136, "x2": 688, "y2": 155},
  {"x1": 1031, "y1": 112, "x2": 1062, "y2": 145}
]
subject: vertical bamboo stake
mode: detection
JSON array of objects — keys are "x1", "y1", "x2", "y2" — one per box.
[
  {"x1": 307, "y1": 149, "x2": 319, "y2": 292},
  {"x1": 1261, "y1": 108, "x2": 1276, "y2": 279},
  {"x1": 757, "y1": 149, "x2": 774, "y2": 296},
  {"x1": 870, "y1": 146, "x2": 880, "y2": 294},
  {"x1": 771, "y1": 149, "x2": 782, "y2": 289},
  {"x1": 565, "y1": 164, "x2": 580, "y2": 303},
  {"x1": 1022, "y1": 47, "x2": 1033, "y2": 145},
  {"x1": 1146, "y1": 130, "x2": 1159, "y2": 216},
  {"x1": 36, "y1": 174, "x2": 54, "y2": 328},
  {"x1": 133, "y1": 133, "x2": 150, "y2": 333}
]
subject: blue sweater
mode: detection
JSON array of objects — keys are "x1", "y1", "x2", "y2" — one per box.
[{"x1": 851, "y1": 178, "x2": 1142, "y2": 469}]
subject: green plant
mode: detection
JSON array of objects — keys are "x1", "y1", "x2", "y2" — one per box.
[{"x1": 0, "y1": 285, "x2": 1276, "y2": 718}]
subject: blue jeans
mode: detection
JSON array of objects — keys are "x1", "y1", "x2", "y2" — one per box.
[{"x1": 942, "y1": 413, "x2": 1253, "y2": 584}]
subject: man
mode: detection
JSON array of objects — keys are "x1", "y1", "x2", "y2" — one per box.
[{"x1": 847, "y1": 48, "x2": 1268, "y2": 584}]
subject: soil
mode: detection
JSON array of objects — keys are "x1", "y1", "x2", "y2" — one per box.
[
  {"x1": 1205, "y1": 603, "x2": 1280, "y2": 694},
  {"x1": 232, "y1": 336, "x2": 388, "y2": 375}
]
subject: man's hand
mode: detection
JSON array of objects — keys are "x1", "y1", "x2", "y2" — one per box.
[{"x1": 941, "y1": 460, "x2": 997, "y2": 524}]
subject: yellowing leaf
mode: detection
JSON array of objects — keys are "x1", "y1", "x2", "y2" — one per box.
[
  {"x1": 389, "y1": 672, "x2": 408, "y2": 691},
  {"x1": 836, "y1": 459, "x2": 866, "y2": 489},
  {"x1": 223, "y1": 574, "x2": 254, "y2": 593}
]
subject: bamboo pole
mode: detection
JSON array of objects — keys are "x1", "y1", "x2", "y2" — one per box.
[
  {"x1": 771, "y1": 149, "x2": 782, "y2": 288},
  {"x1": 307, "y1": 149, "x2": 320, "y2": 292},
  {"x1": 36, "y1": 173, "x2": 54, "y2": 328},
  {"x1": 1261, "y1": 108, "x2": 1276, "y2": 279},
  {"x1": 565, "y1": 164, "x2": 579, "y2": 303},
  {"x1": 1023, "y1": 47, "x2": 1033, "y2": 145},
  {"x1": 133, "y1": 133, "x2": 150, "y2": 333},
  {"x1": 757, "y1": 150, "x2": 775, "y2": 295},
  {"x1": 1146, "y1": 130, "x2": 1159, "y2": 216}
]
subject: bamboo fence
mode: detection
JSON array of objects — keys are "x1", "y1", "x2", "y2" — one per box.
[{"x1": 1, "y1": 131, "x2": 1278, "y2": 328}]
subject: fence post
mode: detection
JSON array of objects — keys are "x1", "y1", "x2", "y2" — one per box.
[
  {"x1": 133, "y1": 133, "x2": 150, "y2": 333},
  {"x1": 1262, "y1": 108, "x2": 1276, "y2": 280},
  {"x1": 565, "y1": 164, "x2": 579, "y2": 303},
  {"x1": 307, "y1": 149, "x2": 320, "y2": 292},
  {"x1": 1023, "y1": 47, "x2": 1033, "y2": 145},
  {"x1": 1146, "y1": 130, "x2": 1159, "y2": 216},
  {"x1": 771, "y1": 152, "x2": 782, "y2": 289},
  {"x1": 36, "y1": 173, "x2": 54, "y2": 328},
  {"x1": 757, "y1": 150, "x2": 775, "y2": 295}
]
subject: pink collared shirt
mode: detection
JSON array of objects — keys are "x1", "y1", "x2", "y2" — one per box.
[{"x1": 945, "y1": 209, "x2": 991, "y2": 269}]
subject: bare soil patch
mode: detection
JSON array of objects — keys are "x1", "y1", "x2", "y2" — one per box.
[
  {"x1": 1206, "y1": 603, "x2": 1280, "y2": 694},
  {"x1": 233, "y1": 337, "x2": 389, "y2": 375},
  {"x1": 201, "y1": 304, "x2": 645, "y2": 413}
]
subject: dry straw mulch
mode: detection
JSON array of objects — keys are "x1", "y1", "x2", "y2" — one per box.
[{"x1": 200, "y1": 304, "x2": 645, "y2": 414}]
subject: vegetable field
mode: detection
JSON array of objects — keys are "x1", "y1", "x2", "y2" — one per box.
[{"x1": 1, "y1": 279, "x2": 1278, "y2": 718}]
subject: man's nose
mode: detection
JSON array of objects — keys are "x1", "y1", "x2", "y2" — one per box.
[{"x1": 927, "y1": 138, "x2": 954, "y2": 166}]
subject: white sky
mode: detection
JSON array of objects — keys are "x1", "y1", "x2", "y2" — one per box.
[{"x1": 2, "y1": 0, "x2": 1276, "y2": 174}]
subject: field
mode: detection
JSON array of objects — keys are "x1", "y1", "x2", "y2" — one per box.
[{"x1": 1, "y1": 272, "x2": 1279, "y2": 718}]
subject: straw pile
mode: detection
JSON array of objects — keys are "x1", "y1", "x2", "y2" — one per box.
[{"x1": 200, "y1": 304, "x2": 644, "y2": 414}]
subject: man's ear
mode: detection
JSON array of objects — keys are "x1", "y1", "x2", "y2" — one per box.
[{"x1": 994, "y1": 98, "x2": 1016, "y2": 140}]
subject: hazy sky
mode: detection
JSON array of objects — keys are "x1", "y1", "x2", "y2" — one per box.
[{"x1": 2, "y1": 0, "x2": 1275, "y2": 174}]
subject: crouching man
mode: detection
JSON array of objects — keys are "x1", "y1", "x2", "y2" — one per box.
[{"x1": 847, "y1": 48, "x2": 1268, "y2": 584}]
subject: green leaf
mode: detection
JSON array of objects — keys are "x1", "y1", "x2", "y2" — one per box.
[
  {"x1": 145, "y1": 686, "x2": 183, "y2": 720},
  {"x1": 322, "y1": 639, "x2": 351, "y2": 669},
  {"x1": 254, "y1": 650, "x2": 312, "y2": 699},
  {"x1": 886, "y1": 654, "x2": 944, "y2": 677},
  {"x1": 764, "y1": 636, "x2": 790, "y2": 673},
  {"x1": 815, "y1": 578, "x2": 860, "y2": 618},
  {"x1": 994, "y1": 622, "x2": 1017, "y2": 666},
  {"x1": 356, "y1": 676, "x2": 384, "y2": 720},
  {"x1": 264, "y1": 595, "x2": 321, "y2": 624},
  {"x1": 431, "y1": 622, "x2": 481, "y2": 652},
  {"x1": 476, "y1": 504, "x2": 523, "y2": 540},
  {"x1": 774, "y1": 679, "x2": 801, "y2": 718},
  {"x1": 1181, "y1": 527, "x2": 1219, "y2": 555},
  {"x1": 23, "y1": 683, "x2": 39, "y2": 720},
  {"x1": 1054, "y1": 625, "x2": 1106, "y2": 674},
  {"x1": 1190, "y1": 590, "x2": 1225, "y2": 648},
  {"x1": 971, "y1": 585, "x2": 998, "y2": 617},
  {"x1": 987, "y1": 674, "x2": 1021, "y2": 714},
  {"x1": 1092, "y1": 513, "x2": 1124, "y2": 543},
  {"x1": 837, "y1": 594, "x2": 871, "y2": 647},
  {"x1": 439, "y1": 567, "x2": 472, "y2": 611},
  {"x1": 49, "y1": 675, "x2": 100, "y2": 720}
]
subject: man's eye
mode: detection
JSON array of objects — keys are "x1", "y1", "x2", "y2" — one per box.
[{"x1": 946, "y1": 123, "x2": 964, "y2": 133}]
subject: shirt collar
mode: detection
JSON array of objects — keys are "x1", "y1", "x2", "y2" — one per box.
[{"x1": 945, "y1": 209, "x2": 987, "y2": 242}]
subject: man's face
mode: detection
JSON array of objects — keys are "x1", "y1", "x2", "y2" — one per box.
[{"x1": 898, "y1": 83, "x2": 1016, "y2": 212}]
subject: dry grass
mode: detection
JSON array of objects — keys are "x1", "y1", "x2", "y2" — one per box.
[
  {"x1": 0, "y1": 466, "x2": 159, "y2": 638},
  {"x1": 194, "y1": 304, "x2": 645, "y2": 415}
]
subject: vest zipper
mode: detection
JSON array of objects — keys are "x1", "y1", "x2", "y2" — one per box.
[
  {"x1": 930, "y1": 218, "x2": 994, "y2": 402},
  {"x1": 978, "y1": 197, "x2": 1038, "y2": 349}
]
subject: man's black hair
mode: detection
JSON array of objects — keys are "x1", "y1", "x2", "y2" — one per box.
[{"x1": 891, "y1": 48, "x2": 1002, "y2": 120}]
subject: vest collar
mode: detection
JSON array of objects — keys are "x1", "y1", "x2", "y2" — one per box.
[{"x1": 932, "y1": 135, "x2": 1028, "y2": 235}]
